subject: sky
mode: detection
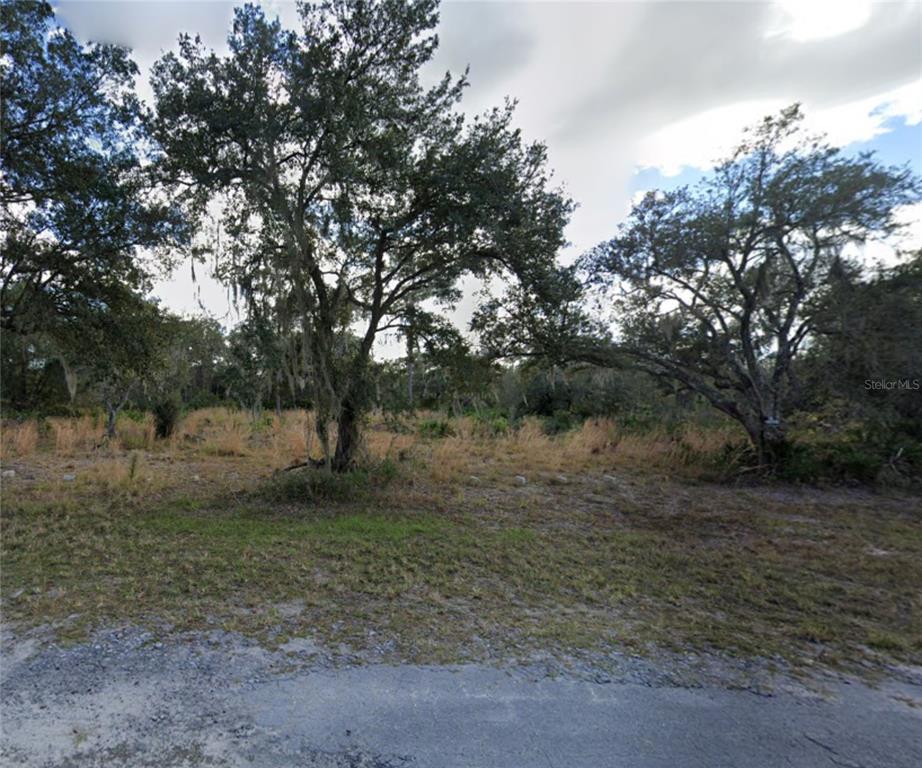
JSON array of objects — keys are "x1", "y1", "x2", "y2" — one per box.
[{"x1": 54, "y1": 0, "x2": 922, "y2": 347}]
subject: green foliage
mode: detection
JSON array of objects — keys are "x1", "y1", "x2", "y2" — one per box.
[
  {"x1": 472, "y1": 265, "x2": 603, "y2": 364},
  {"x1": 518, "y1": 366, "x2": 655, "y2": 421},
  {"x1": 0, "y1": 333, "x2": 71, "y2": 412},
  {"x1": 128, "y1": 452, "x2": 140, "y2": 481},
  {"x1": 798, "y1": 255, "x2": 922, "y2": 434},
  {"x1": 776, "y1": 442, "x2": 884, "y2": 485},
  {"x1": 542, "y1": 410, "x2": 577, "y2": 435},
  {"x1": 708, "y1": 428, "x2": 922, "y2": 486},
  {"x1": 119, "y1": 430, "x2": 150, "y2": 452},
  {"x1": 418, "y1": 419, "x2": 454, "y2": 439},
  {"x1": 216, "y1": 316, "x2": 283, "y2": 413},
  {"x1": 149, "y1": 316, "x2": 229, "y2": 411},
  {"x1": 120, "y1": 409, "x2": 148, "y2": 424},
  {"x1": 0, "y1": 1, "x2": 185, "y2": 338},
  {"x1": 146, "y1": 508, "x2": 445, "y2": 545},
  {"x1": 256, "y1": 460, "x2": 398, "y2": 505},
  {"x1": 478, "y1": 414, "x2": 510, "y2": 437}
]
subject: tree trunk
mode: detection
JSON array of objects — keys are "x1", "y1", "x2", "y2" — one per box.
[
  {"x1": 406, "y1": 310, "x2": 416, "y2": 411},
  {"x1": 332, "y1": 400, "x2": 361, "y2": 472},
  {"x1": 106, "y1": 403, "x2": 118, "y2": 439},
  {"x1": 747, "y1": 416, "x2": 789, "y2": 469},
  {"x1": 406, "y1": 357, "x2": 414, "y2": 410}
]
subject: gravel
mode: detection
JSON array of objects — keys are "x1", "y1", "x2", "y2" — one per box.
[{"x1": 3, "y1": 624, "x2": 921, "y2": 767}]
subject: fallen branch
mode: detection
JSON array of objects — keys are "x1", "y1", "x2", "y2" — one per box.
[{"x1": 279, "y1": 458, "x2": 327, "y2": 472}]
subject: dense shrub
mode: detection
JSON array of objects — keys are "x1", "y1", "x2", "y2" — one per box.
[
  {"x1": 256, "y1": 459, "x2": 398, "y2": 504},
  {"x1": 542, "y1": 410, "x2": 577, "y2": 435},
  {"x1": 776, "y1": 442, "x2": 884, "y2": 485},
  {"x1": 153, "y1": 396, "x2": 181, "y2": 439},
  {"x1": 471, "y1": 413, "x2": 509, "y2": 437},
  {"x1": 418, "y1": 419, "x2": 453, "y2": 439}
]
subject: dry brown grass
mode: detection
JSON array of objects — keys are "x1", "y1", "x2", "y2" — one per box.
[
  {"x1": 416, "y1": 417, "x2": 740, "y2": 484},
  {"x1": 47, "y1": 416, "x2": 104, "y2": 454},
  {"x1": 171, "y1": 407, "x2": 253, "y2": 457},
  {"x1": 608, "y1": 423, "x2": 739, "y2": 470},
  {"x1": 116, "y1": 414, "x2": 155, "y2": 451},
  {"x1": 172, "y1": 408, "x2": 208, "y2": 441},
  {"x1": 269, "y1": 411, "x2": 310, "y2": 466},
  {"x1": 1, "y1": 420, "x2": 39, "y2": 458},
  {"x1": 363, "y1": 425, "x2": 416, "y2": 464},
  {"x1": 208, "y1": 425, "x2": 250, "y2": 457},
  {"x1": 81, "y1": 452, "x2": 152, "y2": 491},
  {"x1": 2, "y1": 409, "x2": 743, "y2": 484}
]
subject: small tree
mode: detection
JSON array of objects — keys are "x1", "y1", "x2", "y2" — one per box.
[
  {"x1": 151, "y1": 0, "x2": 570, "y2": 471},
  {"x1": 583, "y1": 106, "x2": 919, "y2": 465},
  {"x1": 78, "y1": 294, "x2": 173, "y2": 439},
  {"x1": 220, "y1": 315, "x2": 283, "y2": 418},
  {"x1": 155, "y1": 316, "x2": 228, "y2": 409},
  {"x1": 472, "y1": 265, "x2": 605, "y2": 365}
]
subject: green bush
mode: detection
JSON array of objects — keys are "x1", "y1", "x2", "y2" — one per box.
[
  {"x1": 777, "y1": 442, "x2": 883, "y2": 484},
  {"x1": 418, "y1": 419, "x2": 453, "y2": 439},
  {"x1": 705, "y1": 433, "x2": 921, "y2": 486},
  {"x1": 120, "y1": 408, "x2": 148, "y2": 423},
  {"x1": 184, "y1": 391, "x2": 223, "y2": 410},
  {"x1": 468, "y1": 412, "x2": 510, "y2": 437},
  {"x1": 256, "y1": 459, "x2": 398, "y2": 504},
  {"x1": 542, "y1": 410, "x2": 577, "y2": 435}
]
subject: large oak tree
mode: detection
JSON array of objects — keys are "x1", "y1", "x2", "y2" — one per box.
[
  {"x1": 583, "y1": 107, "x2": 919, "y2": 465},
  {"x1": 150, "y1": 0, "x2": 570, "y2": 470}
]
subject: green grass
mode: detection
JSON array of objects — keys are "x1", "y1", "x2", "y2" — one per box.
[
  {"x1": 2, "y1": 465, "x2": 921, "y2": 673},
  {"x1": 144, "y1": 508, "x2": 447, "y2": 543}
]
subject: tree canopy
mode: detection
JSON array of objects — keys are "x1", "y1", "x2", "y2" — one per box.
[
  {"x1": 150, "y1": 0, "x2": 571, "y2": 469},
  {"x1": 0, "y1": 0, "x2": 184, "y2": 337}
]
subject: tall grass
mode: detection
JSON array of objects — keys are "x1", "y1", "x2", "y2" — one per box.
[
  {"x1": 270, "y1": 410, "x2": 310, "y2": 466},
  {"x1": 1, "y1": 420, "x2": 39, "y2": 458},
  {"x1": 117, "y1": 413, "x2": 155, "y2": 451},
  {"x1": 48, "y1": 416, "x2": 103, "y2": 454},
  {"x1": 420, "y1": 416, "x2": 741, "y2": 481},
  {"x1": 0, "y1": 407, "x2": 743, "y2": 482}
]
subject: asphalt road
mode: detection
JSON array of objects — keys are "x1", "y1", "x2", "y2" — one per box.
[{"x1": 2, "y1": 628, "x2": 920, "y2": 767}]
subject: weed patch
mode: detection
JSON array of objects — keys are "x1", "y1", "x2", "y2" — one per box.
[
  {"x1": 418, "y1": 419, "x2": 453, "y2": 439},
  {"x1": 255, "y1": 462, "x2": 397, "y2": 504}
]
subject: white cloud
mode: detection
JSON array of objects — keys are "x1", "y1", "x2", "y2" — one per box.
[
  {"x1": 804, "y1": 79, "x2": 922, "y2": 144},
  {"x1": 635, "y1": 78, "x2": 922, "y2": 178},
  {"x1": 771, "y1": 0, "x2": 872, "y2": 42},
  {"x1": 637, "y1": 99, "x2": 785, "y2": 177}
]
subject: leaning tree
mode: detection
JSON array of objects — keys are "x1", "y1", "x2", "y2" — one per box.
[
  {"x1": 150, "y1": 0, "x2": 571, "y2": 470},
  {"x1": 582, "y1": 106, "x2": 919, "y2": 465}
]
